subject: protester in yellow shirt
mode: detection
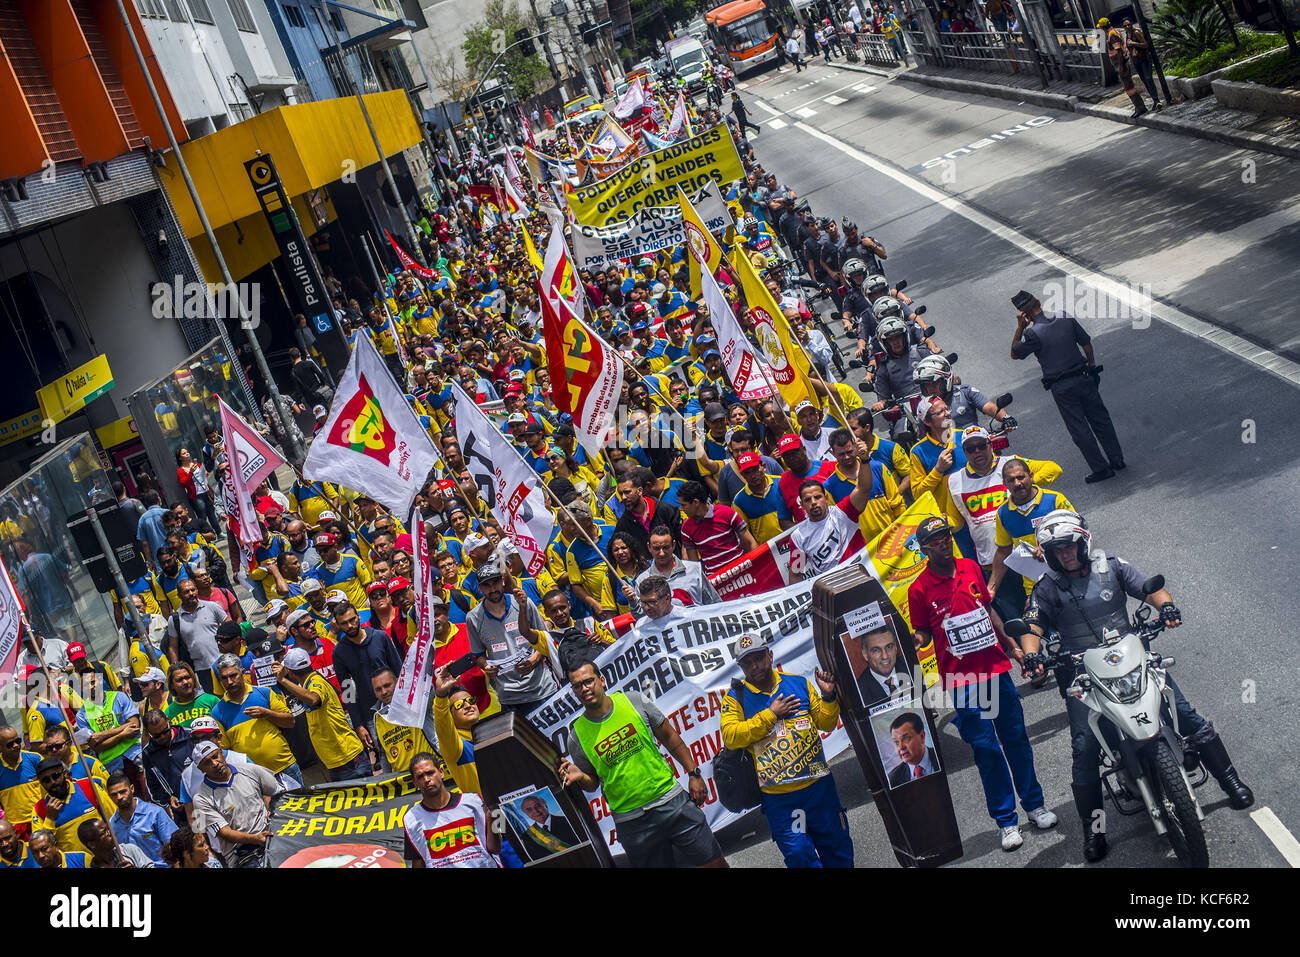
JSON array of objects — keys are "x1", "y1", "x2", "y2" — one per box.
[
  {"x1": 273, "y1": 650, "x2": 366, "y2": 780},
  {"x1": 209, "y1": 652, "x2": 299, "y2": 777}
]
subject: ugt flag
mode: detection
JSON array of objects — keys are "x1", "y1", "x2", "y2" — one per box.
[
  {"x1": 452, "y1": 385, "x2": 554, "y2": 576},
  {"x1": 303, "y1": 335, "x2": 438, "y2": 518},
  {"x1": 540, "y1": 227, "x2": 584, "y2": 321},
  {"x1": 0, "y1": 556, "x2": 25, "y2": 695}
]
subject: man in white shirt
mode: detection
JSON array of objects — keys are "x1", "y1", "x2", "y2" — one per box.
[
  {"x1": 791, "y1": 437, "x2": 879, "y2": 575},
  {"x1": 794, "y1": 400, "x2": 836, "y2": 462},
  {"x1": 402, "y1": 752, "x2": 500, "y2": 868},
  {"x1": 785, "y1": 35, "x2": 805, "y2": 72},
  {"x1": 637, "y1": 527, "x2": 722, "y2": 607}
]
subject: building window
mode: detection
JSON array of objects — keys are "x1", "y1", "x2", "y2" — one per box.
[
  {"x1": 189, "y1": 0, "x2": 215, "y2": 22},
  {"x1": 135, "y1": 0, "x2": 167, "y2": 17},
  {"x1": 330, "y1": 9, "x2": 345, "y2": 33},
  {"x1": 373, "y1": 0, "x2": 400, "y2": 15},
  {"x1": 227, "y1": 0, "x2": 257, "y2": 32},
  {"x1": 283, "y1": 5, "x2": 307, "y2": 28}
]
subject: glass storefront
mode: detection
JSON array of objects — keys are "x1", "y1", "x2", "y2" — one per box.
[{"x1": 0, "y1": 433, "x2": 121, "y2": 727}]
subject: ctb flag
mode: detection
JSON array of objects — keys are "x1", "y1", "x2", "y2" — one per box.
[
  {"x1": 303, "y1": 335, "x2": 438, "y2": 517},
  {"x1": 540, "y1": 292, "x2": 623, "y2": 457},
  {"x1": 540, "y1": 228, "x2": 583, "y2": 321}
]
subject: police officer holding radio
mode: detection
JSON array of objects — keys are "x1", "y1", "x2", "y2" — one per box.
[
  {"x1": 1009, "y1": 290, "x2": 1124, "y2": 484},
  {"x1": 1017, "y1": 510, "x2": 1254, "y2": 863}
]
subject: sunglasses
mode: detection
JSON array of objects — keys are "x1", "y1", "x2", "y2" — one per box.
[
  {"x1": 451, "y1": 698, "x2": 476, "y2": 712},
  {"x1": 964, "y1": 441, "x2": 989, "y2": 452}
]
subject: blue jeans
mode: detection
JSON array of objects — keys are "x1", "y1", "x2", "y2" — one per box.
[
  {"x1": 328, "y1": 753, "x2": 372, "y2": 781},
  {"x1": 952, "y1": 672, "x2": 1045, "y2": 826},
  {"x1": 277, "y1": 763, "x2": 303, "y2": 790},
  {"x1": 759, "y1": 773, "x2": 854, "y2": 868}
]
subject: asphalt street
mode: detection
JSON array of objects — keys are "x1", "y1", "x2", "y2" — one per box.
[{"x1": 714, "y1": 61, "x2": 1300, "y2": 869}]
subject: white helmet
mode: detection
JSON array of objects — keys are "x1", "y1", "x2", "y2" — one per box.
[
  {"x1": 843, "y1": 257, "x2": 868, "y2": 277},
  {"x1": 913, "y1": 354, "x2": 952, "y2": 386},
  {"x1": 876, "y1": 316, "x2": 907, "y2": 341},
  {"x1": 865, "y1": 274, "x2": 890, "y2": 297},
  {"x1": 873, "y1": 296, "x2": 903, "y2": 320},
  {"x1": 1036, "y1": 509, "x2": 1092, "y2": 573}
]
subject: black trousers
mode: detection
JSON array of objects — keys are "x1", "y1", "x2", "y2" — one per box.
[{"x1": 1048, "y1": 374, "x2": 1123, "y2": 473}]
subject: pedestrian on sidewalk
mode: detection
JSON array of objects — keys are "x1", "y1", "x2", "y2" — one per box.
[
  {"x1": 731, "y1": 91, "x2": 760, "y2": 136},
  {"x1": 1009, "y1": 290, "x2": 1125, "y2": 484},
  {"x1": 1100, "y1": 18, "x2": 1149, "y2": 117},
  {"x1": 785, "y1": 33, "x2": 806, "y2": 71},
  {"x1": 1123, "y1": 19, "x2": 1162, "y2": 109}
]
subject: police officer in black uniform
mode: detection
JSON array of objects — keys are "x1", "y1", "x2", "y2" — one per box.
[
  {"x1": 802, "y1": 218, "x2": 830, "y2": 287},
  {"x1": 1019, "y1": 510, "x2": 1254, "y2": 863},
  {"x1": 779, "y1": 200, "x2": 813, "y2": 275},
  {"x1": 1009, "y1": 290, "x2": 1124, "y2": 484},
  {"x1": 840, "y1": 220, "x2": 887, "y2": 276}
]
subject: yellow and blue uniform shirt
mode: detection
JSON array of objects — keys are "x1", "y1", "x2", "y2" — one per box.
[
  {"x1": 308, "y1": 553, "x2": 372, "y2": 609},
  {"x1": 0, "y1": 749, "x2": 42, "y2": 829},
  {"x1": 731, "y1": 477, "x2": 791, "y2": 545},
  {"x1": 289, "y1": 481, "x2": 339, "y2": 528},
  {"x1": 720, "y1": 670, "x2": 839, "y2": 795},
  {"x1": 34, "y1": 777, "x2": 114, "y2": 853},
  {"x1": 909, "y1": 430, "x2": 969, "y2": 502},
  {"x1": 211, "y1": 686, "x2": 297, "y2": 774},
  {"x1": 995, "y1": 486, "x2": 1077, "y2": 588}
]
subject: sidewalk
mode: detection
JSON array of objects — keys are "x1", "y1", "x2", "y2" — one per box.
[{"x1": 824, "y1": 57, "x2": 1300, "y2": 162}]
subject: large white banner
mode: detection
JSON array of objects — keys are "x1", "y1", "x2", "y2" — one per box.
[
  {"x1": 452, "y1": 384, "x2": 553, "y2": 576},
  {"x1": 303, "y1": 335, "x2": 438, "y2": 518},
  {"x1": 570, "y1": 185, "x2": 729, "y2": 271},
  {"x1": 526, "y1": 567, "x2": 853, "y2": 855}
]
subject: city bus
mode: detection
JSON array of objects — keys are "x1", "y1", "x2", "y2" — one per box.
[{"x1": 705, "y1": 0, "x2": 782, "y2": 76}]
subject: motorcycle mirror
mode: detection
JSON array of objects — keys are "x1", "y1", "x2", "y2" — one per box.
[
  {"x1": 894, "y1": 279, "x2": 908, "y2": 292},
  {"x1": 914, "y1": 305, "x2": 928, "y2": 316},
  {"x1": 1003, "y1": 619, "x2": 1030, "y2": 639},
  {"x1": 1142, "y1": 574, "x2": 1165, "y2": 595},
  {"x1": 946, "y1": 351, "x2": 958, "y2": 364},
  {"x1": 993, "y1": 392, "x2": 1013, "y2": 409},
  {"x1": 857, "y1": 381, "x2": 875, "y2": 394}
]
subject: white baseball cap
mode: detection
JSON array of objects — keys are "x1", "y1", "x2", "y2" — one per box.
[
  {"x1": 300, "y1": 578, "x2": 323, "y2": 594},
  {"x1": 189, "y1": 716, "x2": 221, "y2": 735},
  {"x1": 464, "y1": 532, "x2": 491, "y2": 551},
  {"x1": 961, "y1": 426, "x2": 992, "y2": 446},
  {"x1": 263, "y1": 599, "x2": 289, "y2": 619},
  {"x1": 281, "y1": 648, "x2": 311, "y2": 670},
  {"x1": 192, "y1": 741, "x2": 220, "y2": 764},
  {"x1": 138, "y1": 667, "x2": 166, "y2": 685},
  {"x1": 285, "y1": 607, "x2": 313, "y2": 629},
  {"x1": 916, "y1": 396, "x2": 939, "y2": 422},
  {"x1": 325, "y1": 589, "x2": 348, "y2": 605}
]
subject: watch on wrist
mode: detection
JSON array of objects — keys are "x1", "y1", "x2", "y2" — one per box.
[{"x1": 688, "y1": 768, "x2": 704, "y2": 779}]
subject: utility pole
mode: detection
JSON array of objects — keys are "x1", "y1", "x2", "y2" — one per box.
[{"x1": 527, "y1": 0, "x2": 564, "y2": 84}]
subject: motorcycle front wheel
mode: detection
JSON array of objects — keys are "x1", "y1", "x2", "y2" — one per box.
[{"x1": 1152, "y1": 738, "x2": 1209, "y2": 868}]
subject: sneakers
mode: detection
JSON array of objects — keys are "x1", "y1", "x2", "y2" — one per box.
[
  {"x1": 1000, "y1": 825, "x2": 1024, "y2": 851},
  {"x1": 1084, "y1": 468, "x2": 1115, "y2": 484},
  {"x1": 1026, "y1": 806, "x2": 1059, "y2": 830}
]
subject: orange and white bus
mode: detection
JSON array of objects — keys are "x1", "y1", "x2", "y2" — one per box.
[{"x1": 706, "y1": 0, "x2": 782, "y2": 75}]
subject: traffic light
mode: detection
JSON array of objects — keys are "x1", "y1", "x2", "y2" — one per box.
[{"x1": 514, "y1": 28, "x2": 534, "y2": 56}]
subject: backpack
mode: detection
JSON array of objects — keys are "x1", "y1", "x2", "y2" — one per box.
[
  {"x1": 713, "y1": 679, "x2": 764, "y2": 813},
  {"x1": 199, "y1": 543, "x2": 230, "y2": 589}
]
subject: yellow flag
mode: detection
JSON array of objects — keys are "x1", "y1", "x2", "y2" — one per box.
[
  {"x1": 677, "y1": 188, "x2": 721, "y2": 296},
  {"x1": 523, "y1": 227, "x2": 544, "y2": 274},
  {"x1": 731, "y1": 244, "x2": 817, "y2": 412},
  {"x1": 865, "y1": 491, "x2": 966, "y2": 688}
]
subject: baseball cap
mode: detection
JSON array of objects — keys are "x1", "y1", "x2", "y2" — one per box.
[
  {"x1": 631, "y1": 320, "x2": 648, "y2": 332},
  {"x1": 506, "y1": 411, "x2": 528, "y2": 425},
  {"x1": 285, "y1": 607, "x2": 313, "y2": 629},
  {"x1": 916, "y1": 516, "x2": 952, "y2": 546},
  {"x1": 247, "y1": 631, "x2": 282, "y2": 658},
  {"x1": 312, "y1": 404, "x2": 327, "y2": 418},
  {"x1": 192, "y1": 741, "x2": 221, "y2": 764},
  {"x1": 464, "y1": 532, "x2": 491, "y2": 551},
  {"x1": 66, "y1": 642, "x2": 88, "y2": 662},
  {"x1": 314, "y1": 532, "x2": 338, "y2": 547},
  {"x1": 437, "y1": 479, "x2": 457, "y2": 494},
  {"x1": 366, "y1": 580, "x2": 390, "y2": 597},
  {"x1": 263, "y1": 599, "x2": 288, "y2": 619},
  {"x1": 695, "y1": 333, "x2": 717, "y2": 348},
  {"x1": 281, "y1": 648, "x2": 311, "y2": 671},
  {"x1": 386, "y1": 576, "x2": 411, "y2": 592},
  {"x1": 636, "y1": 256, "x2": 655, "y2": 268},
  {"x1": 567, "y1": 500, "x2": 593, "y2": 521},
  {"x1": 735, "y1": 633, "x2": 769, "y2": 660},
  {"x1": 216, "y1": 620, "x2": 243, "y2": 642},
  {"x1": 300, "y1": 577, "x2": 323, "y2": 595},
  {"x1": 703, "y1": 348, "x2": 721, "y2": 360},
  {"x1": 317, "y1": 510, "x2": 337, "y2": 523},
  {"x1": 325, "y1": 589, "x2": 348, "y2": 605},
  {"x1": 139, "y1": 667, "x2": 167, "y2": 685},
  {"x1": 505, "y1": 383, "x2": 525, "y2": 396},
  {"x1": 651, "y1": 282, "x2": 667, "y2": 297},
  {"x1": 509, "y1": 369, "x2": 527, "y2": 382},
  {"x1": 189, "y1": 716, "x2": 221, "y2": 735},
  {"x1": 793, "y1": 399, "x2": 816, "y2": 415},
  {"x1": 916, "y1": 396, "x2": 940, "y2": 423},
  {"x1": 961, "y1": 426, "x2": 992, "y2": 447},
  {"x1": 776, "y1": 433, "x2": 803, "y2": 456},
  {"x1": 521, "y1": 421, "x2": 544, "y2": 435},
  {"x1": 477, "y1": 560, "x2": 505, "y2": 582},
  {"x1": 704, "y1": 402, "x2": 726, "y2": 422},
  {"x1": 555, "y1": 422, "x2": 576, "y2": 438}
]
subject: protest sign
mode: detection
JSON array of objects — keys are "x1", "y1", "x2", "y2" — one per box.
[{"x1": 266, "y1": 773, "x2": 416, "y2": 868}]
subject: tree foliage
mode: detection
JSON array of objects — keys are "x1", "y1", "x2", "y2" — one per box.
[
  {"x1": 1150, "y1": 0, "x2": 1231, "y2": 61},
  {"x1": 462, "y1": 0, "x2": 551, "y2": 100}
]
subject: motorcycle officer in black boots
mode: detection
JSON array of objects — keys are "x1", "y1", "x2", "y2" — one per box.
[{"x1": 1017, "y1": 510, "x2": 1254, "y2": 863}]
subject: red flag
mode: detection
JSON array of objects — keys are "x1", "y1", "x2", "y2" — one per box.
[
  {"x1": 384, "y1": 229, "x2": 435, "y2": 279},
  {"x1": 0, "y1": 555, "x2": 25, "y2": 695},
  {"x1": 218, "y1": 398, "x2": 286, "y2": 573}
]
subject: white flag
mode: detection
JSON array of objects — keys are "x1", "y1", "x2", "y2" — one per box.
[
  {"x1": 700, "y1": 255, "x2": 776, "y2": 401},
  {"x1": 217, "y1": 398, "x2": 286, "y2": 580},
  {"x1": 666, "y1": 92, "x2": 691, "y2": 140},
  {"x1": 303, "y1": 335, "x2": 438, "y2": 517},
  {"x1": 612, "y1": 80, "x2": 647, "y2": 119},
  {"x1": 541, "y1": 227, "x2": 584, "y2": 321},
  {"x1": 452, "y1": 385, "x2": 554, "y2": 576},
  {"x1": 386, "y1": 506, "x2": 435, "y2": 728}
]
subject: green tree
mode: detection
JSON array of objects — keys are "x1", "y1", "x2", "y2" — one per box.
[{"x1": 462, "y1": 0, "x2": 551, "y2": 100}]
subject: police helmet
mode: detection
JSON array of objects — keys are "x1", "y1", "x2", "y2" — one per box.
[
  {"x1": 1036, "y1": 509, "x2": 1092, "y2": 573},
  {"x1": 842, "y1": 258, "x2": 868, "y2": 278},
  {"x1": 873, "y1": 296, "x2": 904, "y2": 320},
  {"x1": 876, "y1": 316, "x2": 907, "y2": 342},
  {"x1": 913, "y1": 354, "x2": 953, "y2": 386},
  {"x1": 841, "y1": 218, "x2": 857, "y2": 233},
  {"x1": 865, "y1": 274, "x2": 890, "y2": 297}
]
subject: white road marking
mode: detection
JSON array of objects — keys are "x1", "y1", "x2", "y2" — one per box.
[
  {"x1": 754, "y1": 99, "x2": 784, "y2": 117},
  {"x1": 793, "y1": 120, "x2": 1300, "y2": 389},
  {"x1": 1252, "y1": 807, "x2": 1300, "y2": 867},
  {"x1": 853, "y1": 84, "x2": 877, "y2": 94},
  {"x1": 795, "y1": 106, "x2": 818, "y2": 118},
  {"x1": 736, "y1": 82, "x2": 750, "y2": 90},
  {"x1": 823, "y1": 94, "x2": 847, "y2": 105},
  {"x1": 767, "y1": 118, "x2": 788, "y2": 130}
]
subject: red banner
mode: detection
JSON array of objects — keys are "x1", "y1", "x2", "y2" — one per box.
[{"x1": 708, "y1": 528, "x2": 798, "y2": 601}]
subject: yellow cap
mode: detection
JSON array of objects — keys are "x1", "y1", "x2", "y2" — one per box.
[{"x1": 1097, "y1": 17, "x2": 1110, "y2": 27}]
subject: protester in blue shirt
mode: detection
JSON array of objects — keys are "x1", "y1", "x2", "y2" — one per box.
[{"x1": 107, "y1": 772, "x2": 178, "y2": 865}]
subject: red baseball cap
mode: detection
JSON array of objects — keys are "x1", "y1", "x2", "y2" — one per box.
[
  {"x1": 776, "y1": 433, "x2": 803, "y2": 456},
  {"x1": 314, "y1": 532, "x2": 337, "y2": 547},
  {"x1": 366, "y1": 580, "x2": 390, "y2": 597},
  {"x1": 737, "y1": 452, "x2": 762, "y2": 472},
  {"x1": 66, "y1": 642, "x2": 88, "y2": 662},
  {"x1": 437, "y1": 479, "x2": 457, "y2": 493},
  {"x1": 386, "y1": 576, "x2": 411, "y2": 592}
]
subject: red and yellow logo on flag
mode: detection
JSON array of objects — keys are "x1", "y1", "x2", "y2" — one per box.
[{"x1": 327, "y1": 373, "x2": 396, "y2": 464}]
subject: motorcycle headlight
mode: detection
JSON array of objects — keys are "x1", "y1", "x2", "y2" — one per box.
[{"x1": 1101, "y1": 664, "x2": 1146, "y2": 703}]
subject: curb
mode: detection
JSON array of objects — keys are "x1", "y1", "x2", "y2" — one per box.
[{"x1": 888, "y1": 66, "x2": 1300, "y2": 162}]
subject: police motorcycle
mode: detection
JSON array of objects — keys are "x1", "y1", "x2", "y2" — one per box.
[
  {"x1": 913, "y1": 353, "x2": 1018, "y2": 447},
  {"x1": 858, "y1": 315, "x2": 952, "y2": 445},
  {"x1": 1007, "y1": 570, "x2": 1211, "y2": 868}
]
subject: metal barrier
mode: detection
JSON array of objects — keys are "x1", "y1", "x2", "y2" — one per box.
[
  {"x1": 904, "y1": 28, "x2": 1109, "y2": 86},
  {"x1": 855, "y1": 33, "x2": 903, "y2": 69}
]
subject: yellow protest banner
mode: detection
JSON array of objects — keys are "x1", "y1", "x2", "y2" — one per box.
[
  {"x1": 522, "y1": 227, "x2": 544, "y2": 273},
  {"x1": 731, "y1": 247, "x2": 817, "y2": 412},
  {"x1": 866, "y1": 492, "x2": 966, "y2": 687},
  {"x1": 566, "y1": 124, "x2": 744, "y2": 227}
]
